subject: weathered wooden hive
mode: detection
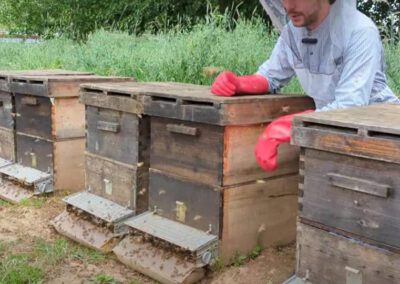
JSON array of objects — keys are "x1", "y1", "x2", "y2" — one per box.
[
  {"x1": 52, "y1": 81, "x2": 151, "y2": 252},
  {"x1": 0, "y1": 70, "x2": 92, "y2": 164},
  {"x1": 112, "y1": 82, "x2": 315, "y2": 284},
  {"x1": 0, "y1": 74, "x2": 132, "y2": 203},
  {"x1": 291, "y1": 103, "x2": 400, "y2": 284}
]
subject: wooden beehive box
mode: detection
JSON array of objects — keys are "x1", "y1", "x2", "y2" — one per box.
[
  {"x1": 80, "y1": 82, "x2": 150, "y2": 212},
  {"x1": 140, "y1": 82, "x2": 315, "y2": 261},
  {"x1": 9, "y1": 75, "x2": 134, "y2": 192},
  {"x1": 0, "y1": 70, "x2": 92, "y2": 162},
  {"x1": 292, "y1": 103, "x2": 400, "y2": 248}
]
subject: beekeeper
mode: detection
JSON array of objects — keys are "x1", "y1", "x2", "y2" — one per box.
[{"x1": 211, "y1": 0, "x2": 399, "y2": 110}]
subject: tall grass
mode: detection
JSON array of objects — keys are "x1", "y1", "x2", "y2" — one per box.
[{"x1": 0, "y1": 17, "x2": 399, "y2": 94}]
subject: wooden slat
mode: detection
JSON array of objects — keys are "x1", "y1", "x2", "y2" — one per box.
[
  {"x1": 0, "y1": 127, "x2": 15, "y2": 162},
  {"x1": 297, "y1": 221, "x2": 400, "y2": 284},
  {"x1": 300, "y1": 148, "x2": 400, "y2": 248},
  {"x1": 0, "y1": 69, "x2": 92, "y2": 92},
  {"x1": 293, "y1": 103, "x2": 400, "y2": 135},
  {"x1": 53, "y1": 138, "x2": 85, "y2": 192},
  {"x1": 292, "y1": 125, "x2": 400, "y2": 164},
  {"x1": 220, "y1": 174, "x2": 298, "y2": 262},
  {"x1": 85, "y1": 153, "x2": 149, "y2": 212},
  {"x1": 144, "y1": 89, "x2": 315, "y2": 126},
  {"x1": 10, "y1": 75, "x2": 134, "y2": 97}
]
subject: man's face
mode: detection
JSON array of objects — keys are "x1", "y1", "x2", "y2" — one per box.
[{"x1": 282, "y1": 0, "x2": 324, "y2": 28}]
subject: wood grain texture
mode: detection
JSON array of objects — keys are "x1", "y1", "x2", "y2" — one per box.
[
  {"x1": 53, "y1": 138, "x2": 85, "y2": 192},
  {"x1": 52, "y1": 97, "x2": 85, "y2": 139},
  {"x1": 10, "y1": 75, "x2": 134, "y2": 97},
  {"x1": 223, "y1": 124, "x2": 300, "y2": 185},
  {"x1": 0, "y1": 127, "x2": 15, "y2": 161},
  {"x1": 300, "y1": 148, "x2": 400, "y2": 248},
  {"x1": 220, "y1": 174, "x2": 298, "y2": 262},
  {"x1": 85, "y1": 152, "x2": 149, "y2": 212},
  {"x1": 291, "y1": 104, "x2": 400, "y2": 164},
  {"x1": 297, "y1": 221, "x2": 400, "y2": 284}
]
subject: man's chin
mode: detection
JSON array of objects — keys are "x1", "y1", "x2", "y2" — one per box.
[{"x1": 291, "y1": 20, "x2": 305, "y2": 27}]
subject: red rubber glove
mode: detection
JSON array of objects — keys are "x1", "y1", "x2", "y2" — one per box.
[
  {"x1": 255, "y1": 110, "x2": 314, "y2": 171},
  {"x1": 211, "y1": 71, "x2": 269, "y2": 96}
]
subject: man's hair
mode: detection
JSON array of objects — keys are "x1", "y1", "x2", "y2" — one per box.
[{"x1": 329, "y1": 0, "x2": 336, "y2": 4}]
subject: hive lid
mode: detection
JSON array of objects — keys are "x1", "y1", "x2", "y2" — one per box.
[
  {"x1": 291, "y1": 103, "x2": 400, "y2": 163},
  {"x1": 0, "y1": 70, "x2": 93, "y2": 92}
]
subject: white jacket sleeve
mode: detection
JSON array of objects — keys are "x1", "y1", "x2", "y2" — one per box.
[{"x1": 256, "y1": 35, "x2": 295, "y2": 93}]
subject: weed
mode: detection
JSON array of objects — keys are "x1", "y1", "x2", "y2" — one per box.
[
  {"x1": 248, "y1": 245, "x2": 261, "y2": 260},
  {"x1": 18, "y1": 197, "x2": 47, "y2": 208},
  {"x1": 231, "y1": 250, "x2": 247, "y2": 266},
  {"x1": 0, "y1": 254, "x2": 45, "y2": 284},
  {"x1": 89, "y1": 274, "x2": 117, "y2": 284},
  {"x1": 0, "y1": 199, "x2": 11, "y2": 208}
]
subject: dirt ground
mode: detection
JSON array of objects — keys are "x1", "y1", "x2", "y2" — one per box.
[{"x1": 0, "y1": 194, "x2": 295, "y2": 284}]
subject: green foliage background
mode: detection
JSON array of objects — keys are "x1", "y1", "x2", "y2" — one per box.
[{"x1": 0, "y1": 0, "x2": 398, "y2": 40}]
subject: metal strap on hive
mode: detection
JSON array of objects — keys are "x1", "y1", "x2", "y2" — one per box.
[
  {"x1": 0, "y1": 163, "x2": 53, "y2": 194},
  {"x1": 0, "y1": 157, "x2": 13, "y2": 168},
  {"x1": 124, "y1": 211, "x2": 217, "y2": 253},
  {"x1": 63, "y1": 191, "x2": 135, "y2": 224}
]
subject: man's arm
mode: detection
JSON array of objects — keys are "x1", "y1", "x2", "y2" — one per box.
[
  {"x1": 319, "y1": 27, "x2": 381, "y2": 111},
  {"x1": 256, "y1": 35, "x2": 295, "y2": 94}
]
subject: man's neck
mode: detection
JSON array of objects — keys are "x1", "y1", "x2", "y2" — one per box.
[{"x1": 307, "y1": 4, "x2": 330, "y2": 31}]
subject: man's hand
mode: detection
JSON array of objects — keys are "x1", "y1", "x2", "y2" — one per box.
[
  {"x1": 255, "y1": 110, "x2": 314, "y2": 171},
  {"x1": 211, "y1": 71, "x2": 269, "y2": 97}
]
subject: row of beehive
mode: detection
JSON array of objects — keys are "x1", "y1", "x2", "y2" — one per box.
[
  {"x1": 75, "y1": 81, "x2": 315, "y2": 261},
  {"x1": 0, "y1": 70, "x2": 132, "y2": 201},
  {"x1": 290, "y1": 104, "x2": 400, "y2": 284}
]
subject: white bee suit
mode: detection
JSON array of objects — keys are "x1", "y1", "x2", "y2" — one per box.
[{"x1": 257, "y1": 0, "x2": 399, "y2": 111}]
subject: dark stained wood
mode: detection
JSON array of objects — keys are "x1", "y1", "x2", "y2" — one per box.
[
  {"x1": 16, "y1": 133, "x2": 53, "y2": 173},
  {"x1": 0, "y1": 127, "x2": 15, "y2": 161},
  {"x1": 150, "y1": 117, "x2": 224, "y2": 186},
  {"x1": 85, "y1": 153, "x2": 149, "y2": 212},
  {"x1": 85, "y1": 106, "x2": 150, "y2": 166},
  {"x1": 144, "y1": 89, "x2": 315, "y2": 126},
  {"x1": 297, "y1": 221, "x2": 400, "y2": 284},
  {"x1": 220, "y1": 174, "x2": 298, "y2": 262},
  {"x1": 80, "y1": 81, "x2": 144, "y2": 115},
  {"x1": 15, "y1": 94, "x2": 52, "y2": 139},
  {"x1": 10, "y1": 75, "x2": 134, "y2": 98},
  {"x1": 0, "y1": 91, "x2": 14, "y2": 129},
  {"x1": 300, "y1": 148, "x2": 400, "y2": 248},
  {"x1": 148, "y1": 168, "x2": 222, "y2": 236},
  {"x1": 150, "y1": 117, "x2": 300, "y2": 186}
]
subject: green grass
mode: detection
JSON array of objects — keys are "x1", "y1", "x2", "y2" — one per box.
[
  {"x1": 0, "y1": 19, "x2": 398, "y2": 94},
  {"x1": 0, "y1": 237, "x2": 108, "y2": 284},
  {"x1": 0, "y1": 199, "x2": 11, "y2": 207},
  {"x1": 18, "y1": 197, "x2": 47, "y2": 208}
]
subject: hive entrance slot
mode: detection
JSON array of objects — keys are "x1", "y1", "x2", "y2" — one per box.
[
  {"x1": 83, "y1": 88, "x2": 103, "y2": 94},
  {"x1": 303, "y1": 122, "x2": 358, "y2": 134},
  {"x1": 151, "y1": 96, "x2": 177, "y2": 103},
  {"x1": 107, "y1": 91, "x2": 133, "y2": 98},
  {"x1": 181, "y1": 99, "x2": 214, "y2": 108},
  {"x1": 29, "y1": 80, "x2": 44, "y2": 85},
  {"x1": 368, "y1": 131, "x2": 400, "y2": 141}
]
